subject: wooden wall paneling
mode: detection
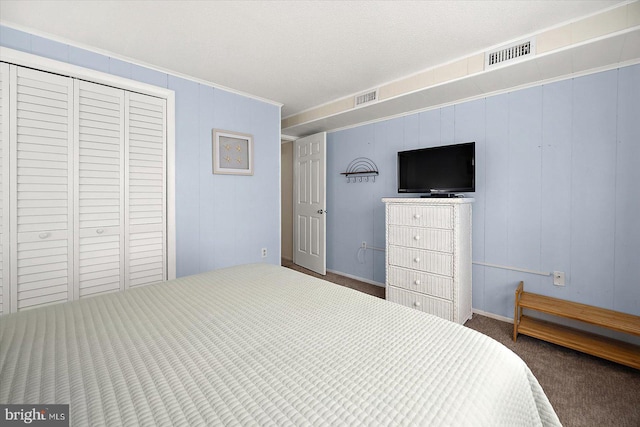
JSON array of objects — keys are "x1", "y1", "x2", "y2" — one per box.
[
  {"x1": 540, "y1": 79, "x2": 573, "y2": 290},
  {"x1": 570, "y1": 71, "x2": 618, "y2": 307},
  {"x1": 614, "y1": 66, "x2": 640, "y2": 314},
  {"x1": 507, "y1": 87, "x2": 543, "y2": 277}
]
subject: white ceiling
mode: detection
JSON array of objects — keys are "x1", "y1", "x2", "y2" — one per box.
[{"x1": 0, "y1": 0, "x2": 625, "y2": 119}]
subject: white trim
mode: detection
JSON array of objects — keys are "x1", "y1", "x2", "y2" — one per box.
[
  {"x1": 0, "y1": 62, "x2": 10, "y2": 314},
  {"x1": 280, "y1": 134, "x2": 298, "y2": 142},
  {"x1": 72, "y1": 79, "x2": 80, "y2": 300},
  {"x1": 118, "y1": 86, "x2": 127, "y2": 289},
  {"x1": 123, "y1": 92, "x2": 132, "y2": 289},
  {"x1": 326, "y1": 268, "x2": 385, "y2": 288},
  {"x1": 166, "y1": 92, "x2": 176, "y2": 279},
  {"x1": 277, "y1": 104, "x2": 283, "y2": 262},
  {"x1": 1, "y1": 47, "x2": 177, "y2": 281},
  {"x1": 1, "y1": 47, "x2": 170, "y2": 98},
  {"x1": 8, "y1": 64, "x2": 16, "y2": 312},
  {"x1": 472, "y1": 261, "x2": 551, "y2": 277},
  {"x1": 0, "y1": 21, "x2": 283, "y2": 108},
  {"x1": 472, "y1": 309, "x2": 513, "y2": 324}
]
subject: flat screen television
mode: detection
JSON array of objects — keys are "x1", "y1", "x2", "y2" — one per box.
[{"x1": 397, "y1": 142, "x2": 475, "y2": 196}]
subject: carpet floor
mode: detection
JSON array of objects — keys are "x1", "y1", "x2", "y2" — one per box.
[
  {"x1": 282, "y1": 260, "x2": 640, "y2": 427},
  {"x1": 465, "y1": 315, "x2": 640, "y2": 427}
]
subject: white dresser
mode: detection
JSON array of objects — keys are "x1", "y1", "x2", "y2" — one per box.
[{"x1": 382, "y1": 198, "x2": 473, "y2": 324}]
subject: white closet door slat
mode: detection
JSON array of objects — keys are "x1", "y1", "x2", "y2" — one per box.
[
  {"x1": 125, "y1": 92, "x2": 166, "y2": 289},
  {"x1": 10, "y1": 66, "x2": 74, "y2": 312},
  {"x1": 0, "y1": 63, "x2": 9, "y2": 315},
  {"x1": 17, "y1": 290, "x2": 67, "y2": 311},
  {"x1": 75, "y1": 80, "x2": 125, "y2": 298}
]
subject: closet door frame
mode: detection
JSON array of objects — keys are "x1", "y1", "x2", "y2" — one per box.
[
  {"x1": 0, "y1": 47, "x2": 176, "y2": 285},
  {"x1": 0, "y1": 63, "x2": 10, "y2": 315}
]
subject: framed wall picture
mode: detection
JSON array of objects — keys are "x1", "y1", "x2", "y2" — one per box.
[{"x1": 212, "y1": 129, "x2": 254, "y2": 175}]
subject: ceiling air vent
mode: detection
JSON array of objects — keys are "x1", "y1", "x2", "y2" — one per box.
[
  {"x1": 485, "y1": 37, "x2": 536, "y2": 69},
  {"x1": 354, "y1": 89, "x2": 379, "y2": 108}
]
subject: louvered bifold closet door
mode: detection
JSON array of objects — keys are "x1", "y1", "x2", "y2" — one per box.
[
  {"x1": 0, "y1": 63, "x2": 10, "y2": 315},
  {"x1": 75, "y1": 80, "x2": 125, "y2": 298},
  {"x1": 125, "y1": 92, "x2": 166, "y2": 288},
  {"x1": 10, "y1": 66, "x2": 74, "y2": 312}
]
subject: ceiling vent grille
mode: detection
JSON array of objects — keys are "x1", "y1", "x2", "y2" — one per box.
[
  {"x1": 354, "y1": 89, "x2": 379, "y2": 108},
  {"x1": 485, "y1": 38, "x2": 536, "y2": 69}
]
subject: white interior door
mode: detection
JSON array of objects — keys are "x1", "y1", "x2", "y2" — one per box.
[{"x1": 293, "y1": 132, "x2": 326, "y2": 275}]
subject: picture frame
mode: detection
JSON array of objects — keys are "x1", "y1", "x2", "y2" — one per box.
[{"x1": 212, "y1": 129, "x2": 254, "y2": 175}]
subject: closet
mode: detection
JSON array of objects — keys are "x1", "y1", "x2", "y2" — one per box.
[{"x1": 0, "y1": 63, "x2": 167, "y2": 314}]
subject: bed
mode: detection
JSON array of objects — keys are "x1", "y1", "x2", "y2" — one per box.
[{"x1": 0, "y1": 263, "x2": 561, "y2": 426}]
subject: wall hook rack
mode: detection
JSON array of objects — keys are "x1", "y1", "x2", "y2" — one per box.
[{"x1": 340, "y1": 157, "x2": 379, "y2": 183}]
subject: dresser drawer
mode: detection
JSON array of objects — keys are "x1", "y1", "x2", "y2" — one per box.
[
  {"x1": 387, "y1": 204, "x2": 453, "y2": 229},
  {"x1": 388, "y1": 246, "x2": 453, "y2": 277},
  {"x1": 387, "y1": 266, "x2": 453, "y2": 300},
  {"x1": 387, "y1": 287, "x2": 453, "y2": 320},
  {"x1": 387, "y1": 225, "x2": 453, "y2": 252}
]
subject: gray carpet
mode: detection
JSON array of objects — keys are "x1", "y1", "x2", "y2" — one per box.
[
  {"x1": 465, "y1": 315, "x2": 640, "y2": 427},
  {"x1": 283, "y1": 260, "x2": 640, "y2": 427}
]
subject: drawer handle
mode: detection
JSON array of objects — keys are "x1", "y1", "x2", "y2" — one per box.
[
  {"x1": 39, "y1": 232, "x2": 49, "y2": 239},
  {"x1": 414, "y1": 257, "x2": 420, "y2": 263},
  {"x1": 96, "y1": 228, "x2": 104, "y2": 234},
  {"x1": 414, "y1": 214, "x2": 421, "y2": 219},
  {"x1": 414, "y1": 301, "x2": 421, "y2": 308},
  {"x1": 414, "y1": 279, "x2": 421, "y2": 286},
  {"x1": 414, "y1": 235, "x2": 420, "y2": 241}
]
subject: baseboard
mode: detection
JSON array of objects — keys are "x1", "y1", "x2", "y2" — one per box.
[
  {"x1": 326, "y1": 269, "x2": 385, "y2": 288},
  {"x1": 472, "y1": 309, "x2": 513, "y2": 324}
]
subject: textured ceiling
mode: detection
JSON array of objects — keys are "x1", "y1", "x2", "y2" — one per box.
[{"x1": 0, "y1": 0, "x2": 624, "y2": 117}]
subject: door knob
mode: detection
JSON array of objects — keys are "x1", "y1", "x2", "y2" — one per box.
[{"x1": 317, "y1": 209, "x2": 326, "y2": 214}]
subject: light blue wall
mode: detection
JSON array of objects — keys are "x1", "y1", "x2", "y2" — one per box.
[
  {"x1": 0, "y1": 25, "x2": 282, "y2": 277},
  {"x1": 327, "y1": 64, "x2": 640, "y2": 319}
]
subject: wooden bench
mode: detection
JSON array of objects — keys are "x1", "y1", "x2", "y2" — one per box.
[{"x1": 513, "y1": 282, "x2": 640, "y2": 370}]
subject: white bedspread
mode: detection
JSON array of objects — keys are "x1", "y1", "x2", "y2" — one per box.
[{"x1": 0, "y1": 263, "x2": 561, "y2": 426}]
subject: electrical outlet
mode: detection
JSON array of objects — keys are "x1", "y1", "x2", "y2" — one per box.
[
  {"x1": 553, "y1": 271, "x2": 565, "y2": 286},
  {"x1": 261, "y1": 248, "x2": 267, "y2": 258}
]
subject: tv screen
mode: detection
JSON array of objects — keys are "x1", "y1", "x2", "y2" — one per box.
[{"x1": 398, "y1": 142, "x2": 475, "y2": 195}]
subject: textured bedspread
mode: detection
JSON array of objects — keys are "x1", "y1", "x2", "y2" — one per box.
[{"x1": 0, "y1": 263, "x2": 561, "y2": 426}]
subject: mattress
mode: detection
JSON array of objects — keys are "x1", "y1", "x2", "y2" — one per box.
[{"x1": 0, "y1": 263, "x2": 561, "y2": 426}]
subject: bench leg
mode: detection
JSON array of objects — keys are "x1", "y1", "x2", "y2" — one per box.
[{"x1": 514, "y1": 281, "x2": 524, "y2": 342}]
